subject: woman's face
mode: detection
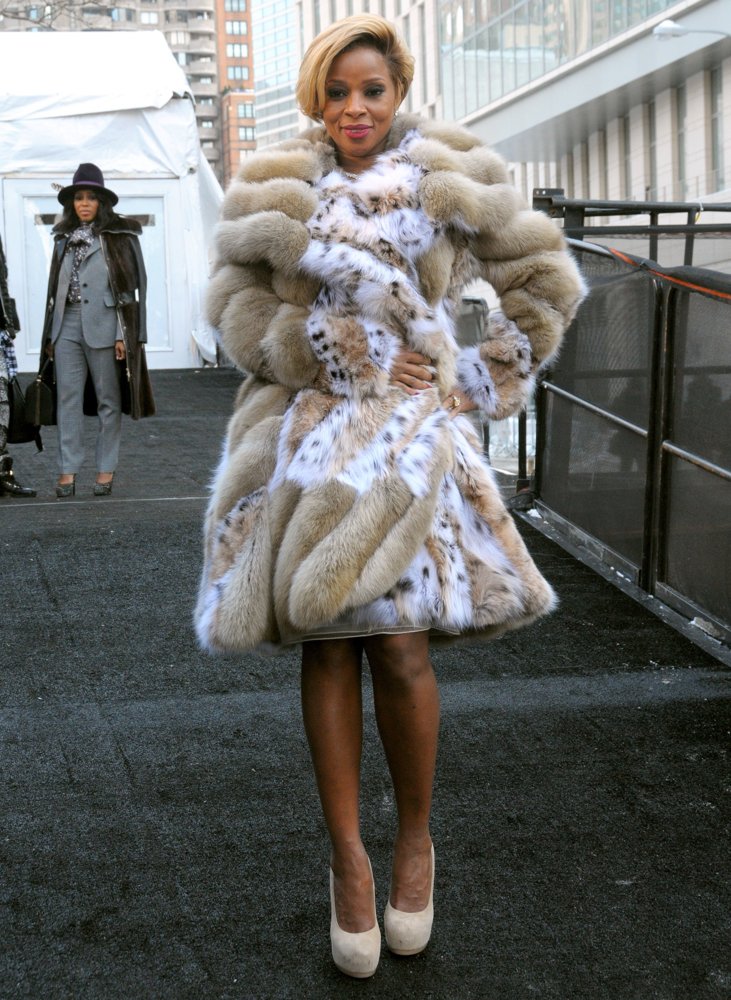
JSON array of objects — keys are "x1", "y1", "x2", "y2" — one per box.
[
  {"x1": 73, "y1": 189, "x2": 100, "y2": 223},
  {"x1": 321, "y1": 45, "x2": 399, "y2": 171}
]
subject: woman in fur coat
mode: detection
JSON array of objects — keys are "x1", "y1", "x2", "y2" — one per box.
[
  {"x1": 196, "y1": 15, "x2": 585, "y2": 978},
  {"x1": 41, "y1": 162, "x2": 154, "y2": 498}
]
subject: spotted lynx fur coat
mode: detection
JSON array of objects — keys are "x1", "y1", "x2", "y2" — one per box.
[{"x1": 195, "y1": 114, "x2": 586, "y2": 653}]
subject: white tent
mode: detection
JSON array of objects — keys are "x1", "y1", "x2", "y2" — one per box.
[{"x1": 0, "y1": 30, "x2": 223, "y2": 369}]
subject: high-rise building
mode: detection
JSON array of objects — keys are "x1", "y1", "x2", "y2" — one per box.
[
  {"x1": 250, "y1": 0, "x2": 302, "y2": 148},
  {"x1": 0, "y1": 0, "x2": 254, "y2": 184},
  {"x1": 215, "y1": 0, "x2": 256, "y2": 185}
]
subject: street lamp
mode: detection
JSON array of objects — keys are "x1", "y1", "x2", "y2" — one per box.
[{"x1": 653, "y1": 18, "x2": 731, "y2": 40}]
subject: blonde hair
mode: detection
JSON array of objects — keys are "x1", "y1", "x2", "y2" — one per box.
[{"x1": 296, "y1": 15, "x2": 414, "y2": 121}]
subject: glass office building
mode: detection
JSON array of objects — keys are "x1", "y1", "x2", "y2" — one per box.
[
  {"x1": 440, "y1": 0, "x2": 680, "y2": 120},
  {"x1": 251, "y1": 0, "x2": 302, "y2": 147}
]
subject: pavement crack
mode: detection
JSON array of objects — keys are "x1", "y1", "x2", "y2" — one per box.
[
  {"x1": 31, "y1": 535, "x2": 62, "y2": 613},
  {"x1": 58, "y1": 739, "x2": 76, "y2": 786},
  {"x1": 113, "y1": 736, "x2": 137, "y2": 789}
]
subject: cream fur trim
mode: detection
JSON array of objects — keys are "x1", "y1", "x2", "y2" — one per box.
[{"x1": 215, "y1": 212, "x2": 310, "y2": 276}]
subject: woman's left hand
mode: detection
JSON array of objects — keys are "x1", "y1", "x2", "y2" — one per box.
[
  {"x1": 115, "y1": 339, "x2": 126, "y2": 361},
  {"x1": 443, "y1": 387, "x2": 477, "y2": 420}
]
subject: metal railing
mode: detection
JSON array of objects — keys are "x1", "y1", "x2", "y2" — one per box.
[
  {"x1": 533, "y1": 188, "x2": 731, "y2": 267},
  {"x1": 531, "y1": 238, "x2": 731, "y2": 646}
]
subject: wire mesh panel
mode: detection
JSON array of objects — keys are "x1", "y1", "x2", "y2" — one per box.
[
  {"x1": 669, "y1": 290, "x2": 731, "y2": 470},
  {"x1": 541, "y1": 393, "x2": 647, "y2": 568},
  {"x1": 663, "y1": 459, "x2": 731, "y2": 625},
  {"x1": 539, "y1": 249, "x2": 656, "y2": 570},
  {"x1": 536, "y1": 241, "x2": 731, "y2": 640},
  {"x1": 551, "y1": 256, "x2": 654, "y2": 417},
  {"x1": 660, "y1": 288, "x2": 731, "y2": 625}
]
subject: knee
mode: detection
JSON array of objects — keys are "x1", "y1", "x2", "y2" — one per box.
[{"x1": 368, "y1": 636, "x2": 433, "y2": 689}]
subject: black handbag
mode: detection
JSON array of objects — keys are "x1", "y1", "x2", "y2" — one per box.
[
  {"x1": 7, "y1": 375, "x2": 43, "y2": 450},
  {"x1": 25, "y1": 357, "x2": 56, "y2": 426}
]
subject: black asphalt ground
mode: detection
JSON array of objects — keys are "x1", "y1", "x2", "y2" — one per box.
[{"x1": 2, "y1": 369, "x2": 729, "y2": 1000}]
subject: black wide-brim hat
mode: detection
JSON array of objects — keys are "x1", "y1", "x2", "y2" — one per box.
[{"x1": 58, "y1": 162, "x2": 118, "y2": 207}]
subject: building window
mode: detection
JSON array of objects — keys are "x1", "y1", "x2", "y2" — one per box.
[
  {"x1": 623, "y1": 114, "x2": 631, "y2": 199},
  {"x1": 237, "y1": 102, "x2": 255, "y2": 118},
  {"x1": 419, "y1": 2, "x2": 427, "y2": 105},
  {"x1": 226, "y1": 43, "x2": 249, "y2": 57},
  {"x1": 201, "y1": 120, "x2": 214, "y2": 129},
  {"x1": 225, "y1": 19, "x2": 247, "y2": 34},
  {"x1": 110, "y1": 7, "x2": 135, "y2": 21},
  {"x1": 579, "y1": 142, "x2": 589, "y2": 199},
  {"x1": 564, "y1": 153, "x2": 574, "y2": 198},
  {"x1": 227, "y1": 66, "x2": 250, "y2": 81},
  {"x1": 168, "y1": 31, "x2": 189, "y2": 45},
  {"x1": 238, "y1": 126, "x2": 255, "y2": 141},
  {"x1": 647, "y1": 101, "x2": 657, "y2": 200},
  {"x1": 140, "y1": 10, "x2": 158, "y2": 24},
  {"x1": 710, "y1": 67, "x2": 725, "y2": 191},
  {"x1": 176, "y1": 52, "x2": 188, "y2": 66},
  {"x1": 224, "y1": 0, "x2": 246, "y2": 9},
  {"x1": 676, "y1": 84, "x2": 687, "y2": 199}
]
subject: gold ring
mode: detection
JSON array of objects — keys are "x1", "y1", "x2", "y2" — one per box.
[{"x1": 451, "y1": 395, "x2": 461, "y2": 409}]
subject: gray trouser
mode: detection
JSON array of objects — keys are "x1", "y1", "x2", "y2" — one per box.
[{"x1": 54, "y1": 304, "x2": 121, "y2": 474}]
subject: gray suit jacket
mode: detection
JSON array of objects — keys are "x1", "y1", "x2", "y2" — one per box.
[{"x1": 50, "y1": 237, "x2": 121, "y2": 348}]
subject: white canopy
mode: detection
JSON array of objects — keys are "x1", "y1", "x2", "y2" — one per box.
[
  {"x1": 0, "y1": 30, "x2": 192, "y2": 120},
  {"x1": 0, "y1": 31, "x2": 222, "y2": 366},
  {"x1": 0, "y1": 31, "x2": 207, "y2": 181}
]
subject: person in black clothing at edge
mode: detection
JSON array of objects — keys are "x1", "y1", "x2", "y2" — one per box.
[{"x1": 0, "y1": 234, "x2": 36, "y2": 498}]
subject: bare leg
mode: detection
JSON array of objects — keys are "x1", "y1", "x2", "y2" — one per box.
[
  {"x1": 365, "y1": 631, "x2": 439, "y2": 911},
  {"x1": 301, "y1": 638, "x2": 376, "y2": 932}
]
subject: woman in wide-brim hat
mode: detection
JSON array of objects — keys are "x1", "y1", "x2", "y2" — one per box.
[{"x1": 40, "y1": 162, "x2": 154, "y2": 498}]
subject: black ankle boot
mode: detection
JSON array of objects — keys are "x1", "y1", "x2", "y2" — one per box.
[{"x1": 0, "y1": 456, "x2": 37, "y2": 497}]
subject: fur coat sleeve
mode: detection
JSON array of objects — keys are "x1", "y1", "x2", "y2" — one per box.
[
  {"x1": 405, "y1": 119, "x2": 585, "y2": 418},
  {"x1": 207, "y1": 115, "x2": 585, "y2": 422},
  {"x1": 206, "y1": 143, "x2": 324, "y2": 392}
]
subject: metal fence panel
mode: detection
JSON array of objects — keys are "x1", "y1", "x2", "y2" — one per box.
[
  {"x1": 538, "y1": 250, "x2": 656, "y2": 570},
  {"x1": 659, "y1": 287, "x2": 731, "y2": 627},
  {"x1": 663, "y1": 459, "x2": 731, "y2": 626},
  {"x1": 536, "y1": 242, "x2": 731, "y2": 641}
]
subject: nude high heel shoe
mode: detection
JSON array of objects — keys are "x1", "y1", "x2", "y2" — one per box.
[
  {"x1": 329, "y1": 859, "x2": 381, "y2": 978},
  {"x1": 384, "y1": 844, "x2": 435, "y2": 956}
]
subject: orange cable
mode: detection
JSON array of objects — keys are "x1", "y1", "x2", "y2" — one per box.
[{"x1": 607, "y1": 248, "x2": 731, "y2": 301}]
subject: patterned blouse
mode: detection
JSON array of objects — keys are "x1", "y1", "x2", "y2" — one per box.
[{"x1": 65, "y1": 224, "x2": 95, "y2": 304}]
